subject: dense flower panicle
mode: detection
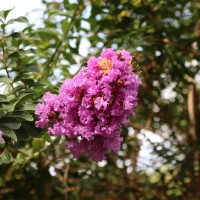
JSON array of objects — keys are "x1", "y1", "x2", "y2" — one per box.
[
  {"x1": 35, "y1": 48, "x2": 141, "y2": 161},
  {"x1": 0, "y1": 130, "x2": 3, "y2": 141}
]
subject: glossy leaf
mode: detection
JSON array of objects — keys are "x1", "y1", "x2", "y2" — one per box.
[
  {"x1": 9, "y1": 111, "x2": 34, "y2": 121},
  {"x1": 0, "y1": 148, "x2": 12, "y2": 164},
  {"x1": 22, "y1": 122, "x2": 43, "y2": 138},
  {"x1": 0, "y1": 117, "x2": 21, "y2": 130},
  {"x1": 0, "y1": 125, "x2": 17, "y2": 141}
]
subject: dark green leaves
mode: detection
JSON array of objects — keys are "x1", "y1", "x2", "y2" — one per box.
[
  {"x1": 9, "y1": 111, "x2": 34, "y2": 121},
  {"x1": 0, "y1": 125, "x2": 17, "y2": 141},
  {"x1": 22, "y1": 122, "x2": 43, "y2": 138},
  {"x1": 0, "y1": 148, "x2": 12, "y2": 164},
  {"x1": 0, "y1": 117, "x2": 21, "y2": 130}
]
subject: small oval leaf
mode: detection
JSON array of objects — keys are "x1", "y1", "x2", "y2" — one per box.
[
  {"x1": 0, "y1": 125, "x2": 17, "y2": 141},
  {"x1": 0, "y1": 148, "x2": 12, "y2": 164},
  {"x1": 0, "y1": 117, "x2": 21, "y2": 130},
  {"x1": 0, "y1": 77, "x2": 13, "y2": 83},
  {"x1": 9, "y1": 111, "x2": 33, "y2": 121}
]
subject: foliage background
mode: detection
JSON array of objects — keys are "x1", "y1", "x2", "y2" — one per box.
[{"x1": 0, "y1": 0, "x2": 200, "y2": 199}]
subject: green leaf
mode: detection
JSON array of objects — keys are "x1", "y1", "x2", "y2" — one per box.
[
  {"x1": 14, "y1": 141, "x2": 26, "y2": 149},
  {"x1": 10, "y1": 92, "x2": 36, "y2": 109},
  {"x1": 0, "y1": 94, "x2": 7, "y2": 102},
  {"x1": 7, "y1": 19, "x2": 14, "y2": 25},
  {"x1": 0, "y1": 148, "x2": 12, "y2": 164},
  {"x1": 9, "y1": 111, "x2": 33, "y2": 121},
  {"x1": 0, "y1": 77, "x2": 13, "y2": 83},
  {"x1": 18, "y1": 148, "x2": 32, "y2": 157},
  {"x1": 1, "y1": 23, "x2": 6, "y2": 29},
  {"x1": 12, "y1": 153, "x2": 24, "y2": 165},
  {"x1": 49, "y1": 10, "x2": 72, "y2": 17},
  {"x1": 9, "y1": 32, "x2": 21, "y2": 38},
  {"x1": 0, "y1": 17, "x2": 4, "y2": 23},
  {"x1": 22, "y1": 122, "x2": 43, "y2": 138},
  {"x1": 32, "y1": 138, "x2": 45, "y2": 152},
  {"x1": 9, "y1": 62, "x2": 17, "y2": 68},
  {"x1": 14, "y1": 16, "x2": 28, "y2": 23},
  {"x1": 0, "y1": 117, "x2": 21, "y2": 130},
  {"x1": 16, "y1": 102, "x2": 36, "y2": 112},
  {"x1": 15, "y1": 126, "x2": 29, "y2": 141},
  {"x1": 63, "y1": 52, "x2": 77, "y2": 64},
  {"x1": 0, "y1": 7, "x2": 14, "y2": 20},
  {"x1": 42, "y1": 132, "x2": 51, "y2": 142},
  {"x1": 1, "y1": 103, "x2": 14, "y2": 112},
  {"x1": 32, "y1": 28, "x2": 58, "y2": 37},
  {"x1": 0, "y1": 125, "x2": 17, "y2": 141}
]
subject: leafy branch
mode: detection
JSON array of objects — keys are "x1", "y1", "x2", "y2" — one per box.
[{"x1": 41, "y1": 0, "x2": 83, "y2": 81}]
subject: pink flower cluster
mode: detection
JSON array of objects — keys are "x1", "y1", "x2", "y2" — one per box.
[{"x1": 35, "y1": 48, "x2": 141, "y2": 161}]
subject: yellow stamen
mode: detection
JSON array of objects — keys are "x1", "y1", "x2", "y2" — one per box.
[{"x1": 98, "y1": 59, "x2": 112, "y2": 74}]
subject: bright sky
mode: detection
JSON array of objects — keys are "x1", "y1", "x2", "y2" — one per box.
[
  {"x1": 0, "y1": 0, "x2": 44, "y2": 16},
  {"x1": 0, "y1": 0, "x2": 45, "y2": 30}
]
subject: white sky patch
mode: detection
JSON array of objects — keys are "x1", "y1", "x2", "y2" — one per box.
[
  {"x1": 185, "y1": 59, "x2": 199, "y2": 68},
  {"x1": 79, "y1": 38, "x2": 91, "y2": 57},
  {"x1": 161, "y1": 82, "x2": 177, "y2": 100},
  {"x1": 0, "y1": 0, "x2": 45, "y2": 31},
  {"x1": 137, "y1": 129, "x2": 164, "y2": 172},
  {"x1": 128, "y1": 127, "x2": 135, "y2": 136},
  {"x1": 49, "y1": 166, "x2": 57, "y2": 176},
  {"x1": 98, "y1": 160, "x2": 107, "y2": 167}
]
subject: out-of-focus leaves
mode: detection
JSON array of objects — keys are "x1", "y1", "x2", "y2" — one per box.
[
  {"x1": 9, "y1": 111, "x2": 33, "y2": 121},
  {"x1": 14, "y1": 16, "x2": 28, "y2": 23},
  {"x1": 11, "y1": 92, "x2": 36, "y2": 109},
  {"x1": 15, "y1": 126, "x2": 29, "y2": 141},
  {"x1": 22, "y1": 122, "x2": 42, "y2": 138},
  {"x1": 0, "y1": 148, "x2": 12, "y2": 164},
  {"x1": 0, "y1": 77, "x2": 13, "y2": 83},
  {"x1": 0, "y1": 117, "x2": 21, "y2": 130},
  {"x1": 0, "y1": 7, "x2": 14, "y2": 20},
  {"x1": 0, "y1": 125, "x2": 17, "y2": 141}
]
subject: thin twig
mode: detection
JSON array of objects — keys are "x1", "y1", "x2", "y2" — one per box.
[
  {"x1": 63, "y1": 163, "x2": 70, "y2": 200},
  {"x1": 1, "y1": 29, "x2": 15, "y2": 91},
  {"x1": 146, "y1": 37, "x2": 200, "y2": 57},
  {"x1": 41, "y1": 0, "x2": 83, "y2": 81}
]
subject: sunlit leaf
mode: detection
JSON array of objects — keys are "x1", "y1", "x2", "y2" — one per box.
[
  {"x1": 0, "y1": 148, "x2": 12, "y2": 164},
  {"x1": 0, "y1": 77, "x2": 13, "y2": 83},
  {"x1": 14, "y1": 16, "x2": 28, "y2": 23},
  {"x1": 0, "y1": 7, "x2": 14, "y2": 20}
]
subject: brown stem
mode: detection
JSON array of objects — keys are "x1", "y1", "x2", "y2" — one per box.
[
  {"x1": 41, "y1": 0, "x2": 83, "y2": 81},
  {"x1": 146, "y1": 37, "x2": 200, "y2": 57},
  {"x1": 63, "y1": 163, "x2": 70, "y2": 200},
  {"x1": 1, "y1": 30, "x2": 15, "y2": 91},
  {"x1": 187, "y1": 77, "x2": 197, "y2": 145}
]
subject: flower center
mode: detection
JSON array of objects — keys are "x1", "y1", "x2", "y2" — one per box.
[{"x1": 98, "y1": 59, "x2": 112, "y2": 74}]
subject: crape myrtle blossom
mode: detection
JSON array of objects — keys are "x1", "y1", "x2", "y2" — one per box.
[{"x1": 35, "y1": 48, "x2": 141, "y2": 161}]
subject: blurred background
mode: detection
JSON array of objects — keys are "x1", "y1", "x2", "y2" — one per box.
[{"x1": 0, "y1": 0, "x2": 200, "y2": 199}]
